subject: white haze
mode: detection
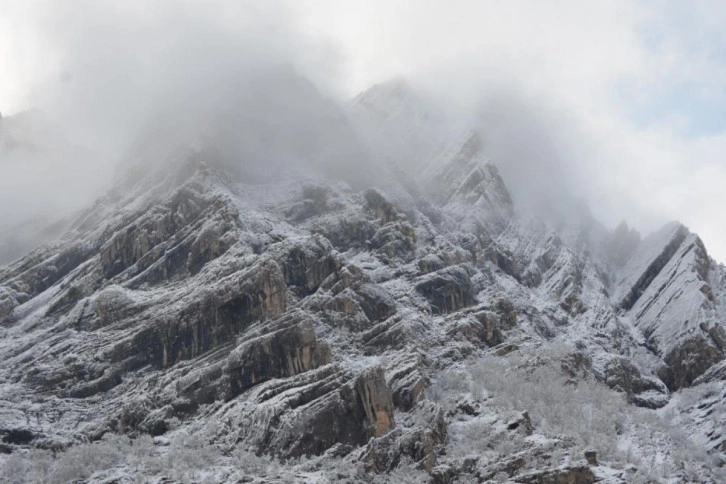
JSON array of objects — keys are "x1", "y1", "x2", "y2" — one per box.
[
  {"x1": 2, "y1": 1, "x2": 726, "y2": 261},
  {"x1": 0, "y1": 0, "x2": 357, "y2": 261}
]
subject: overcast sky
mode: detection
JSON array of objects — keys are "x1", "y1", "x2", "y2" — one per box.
[{"x1": 2, "y1": 0, "x2": 726, "y2": 261}]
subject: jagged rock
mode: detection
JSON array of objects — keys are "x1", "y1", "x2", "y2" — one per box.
[
  {"x1": 355, "y1": 284, "x2": 397, "y2": 322},
  {"x1": 0, "y1": 286, "x2": 18, "y2": 323},
  {"x1": 601, "y1": 357, "x2": 669, "y2": 408},
  {"x1": 423, "y1": 132, "x2": 513, "y2": 233},
  {"x1": 325, "y1": 290, "x2": 363, "y2": 316},
  {"x1": 100, "y1": 187, "x2": 211, "y2": 280},
  {"x1": 244, "y1": 365, "x2": 396, "y2": 458},
  {"x1": 506, "y1": 411, "x2": 534, "y2": 436},
  {"x1": 386, "y1": 353, "x2": 428, "y2": 411},
  {"x1": 369, "y1": 220, "x2": 417, "y2": 262},
  {"x1": 323, "y1": 264, "x2": 369, "y2": 294},
  {"x1": 355, "y1": 366, "x2": 396, "y2": 437},
  {"x1": 616, "y1": 223, "x2": 690, "y2": 311},
  {"x1": 695, "y1": 359, "x2": 726, "y2": 384},
  {"x1": 313, "y1": 213, "x2": 376, "y2": 252},
  {"x1": 224, "y1": 318, "x2": 330, "y2": 399},
  {"x1": 415, "y1": 265, "x2": 476, "y2": 314},
  {"x1": 319, "y1": 282, "x2": 397, "y2": 332},
  {"x1": 280, "y1": 236, "x2": 340, "y2": 296},
  {"x1": 2, "y1": 93, "x2": 726, "y2": 482},
  {"x1": 559, "y1": 350, "x2": 594, "y2": 385},
  {"x1": 361, "y1": 400, "x2": 446, "y2": 473},
  {"x1": 663, "y1": 334, "x2": 723, "y2": 391},
  {"x1": 418, "y1": 254, "x2": 447, "y2": 274},
  {"x1": 613, "y1": 222, "x2": 725, "y2": 389}
]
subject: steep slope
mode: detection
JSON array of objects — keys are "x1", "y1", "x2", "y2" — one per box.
[
  {"x1": 1, "y1": 81, "x2": 725, "y2": 483},
  {"x1": 613, "y1": 222, "x2": 725, "y2": 389}
]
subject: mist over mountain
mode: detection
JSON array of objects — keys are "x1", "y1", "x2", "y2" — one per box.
[{"x1": 1, "y1": 2, "x2": 726, "y2": 483}]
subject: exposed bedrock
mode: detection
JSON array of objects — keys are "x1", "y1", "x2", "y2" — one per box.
[
  {"x1": 415, "y1": 265, "x2": 476, "y2": 314},
  {"x1": 224, "y1": 318, "x2": 331, "y2": 399},
  {"x1": 229, "y1": 365, "x2": 397, "y2": 458}
]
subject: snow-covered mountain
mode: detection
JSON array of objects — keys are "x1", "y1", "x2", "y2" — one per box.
[{"x1": 1, "y1": 79, "x2": 724, "y2": 483}]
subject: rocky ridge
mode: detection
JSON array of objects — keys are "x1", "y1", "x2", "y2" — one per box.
[{"x1": 0, "y1": 81, "x2": 725, "y2": 483}]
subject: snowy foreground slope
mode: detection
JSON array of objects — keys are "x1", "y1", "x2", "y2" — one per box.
[{"x1": 1, "y1": 81, "x2": 725, "y2": 483}]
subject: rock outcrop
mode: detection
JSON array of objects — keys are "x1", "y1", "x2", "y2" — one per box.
[{"x1": 0, "y1": 79, "x2": 724, "y2": 484}]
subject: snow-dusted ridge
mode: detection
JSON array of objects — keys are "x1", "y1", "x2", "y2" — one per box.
[{"x1": 0, "y1": 80, "x2": 725, "y2": 483}]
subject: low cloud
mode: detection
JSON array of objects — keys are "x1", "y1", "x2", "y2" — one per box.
[{"x1": 3, "y1": 0, "x2": 726, "y2": 261}]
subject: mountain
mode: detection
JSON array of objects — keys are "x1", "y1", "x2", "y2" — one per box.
[{"x1": 0, "y1": 80, "x2": 724, "y2": 483}]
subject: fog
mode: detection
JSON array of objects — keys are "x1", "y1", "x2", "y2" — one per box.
[
  {"x1": 2, "y1": 0, "x2": 726, "y2": 261},
  {"x1": 0, "y1": 0, "x2": 359, "y2": 261}
]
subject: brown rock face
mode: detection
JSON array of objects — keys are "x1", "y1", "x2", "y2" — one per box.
[
  {"x1": 355, "y1": 367, "x2": 396, "y2": 437},
  {"x1": 361, "y1": 400, "x2": 446, "y2": 474},
  {"x1": 602, "y1": 356, "x2": 669, "y2": 408},
  {"x1": 237, "y1": 365, "x2": 397, "y2": 458},
  {"x1": 224, "y1": 318, "x2": 330, "y2": 399},
  {"x1": 153, "y1": 259, "x2": 287, "y2": 370}
]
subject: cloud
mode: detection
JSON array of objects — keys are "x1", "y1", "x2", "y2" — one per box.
[
  {"x1": 300, "y1": 0, "x2": 726, "y2": 261},
  {"x1": 0, "y1": 0, "x2": 353, "y2": 260},
  {"x1": 3, "y1": 0, "x2": 726, "y2": 262},
  {"x1": 2, "y1": 0, "x2": 344, "y2": 152}
]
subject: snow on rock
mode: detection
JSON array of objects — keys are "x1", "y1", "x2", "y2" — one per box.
[{"x1": 1, "y1": 81, "x2": 725, "y2": 483}]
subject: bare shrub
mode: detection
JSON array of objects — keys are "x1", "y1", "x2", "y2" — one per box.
[
  {"x1": 233, "y1": 448, "x2": 280, "y2": 476},
  {"x1": 0, "y1": 435, "x2": 130, "y2": 484}
]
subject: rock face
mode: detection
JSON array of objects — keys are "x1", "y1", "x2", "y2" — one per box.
[
  {"x1": 0, "y1": 79, "x2": 725, "y2": 483},
  {"x1": 612, "y1": 222, "x2": 725, "y2": 389},
  {"x1": 224, "y1": 315, "x2": 331, "y2": 399},
  {"x1": 415, "y1": 266, "x2": 476, "y2": 314}
]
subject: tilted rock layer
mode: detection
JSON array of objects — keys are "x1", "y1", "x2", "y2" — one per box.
[{"x1": 1, "y1": 81, "x2": 725, "y2": 482}]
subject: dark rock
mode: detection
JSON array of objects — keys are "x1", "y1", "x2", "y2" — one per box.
[
  {"x1": 360, "y1": 400, "x2": 445, "y2": 473},
  {"x1": 418, "y1": 254, "x2": 446, "y2": 274},
  {"x1": 355, "y1": 284, "x2": 397, "y2": 323},
  {"x1": 455, "y1": 399, "x2": 481, "y2": 416},
  {"x1": 387, "y1": 353, "x2": 428, "y2": 411},
  {"x1": 269, "y1": 366, "x2": 396, "y2": 458},
  {"x1": 663, "y1": 335, "x2": 723, "y2": 390},
  {"x1": 506, "y1": 411, "x2": 533, "y2": 436},
  {"x1": 584, "y1": 449, "x2": 597, "y2": 466},
  {"x1": 369, "y1": 221, "x2": 417, "y2": 262},
  {"x1": 415, "y1": 266, "x2": 476, "y2": 314},
  {"x1": 1, "y1": 428, "x2": 35, "y2": 445},
  {"x1": 282, "y1": 237, "x2": 340, "y2": 296},
  {"x1": 560, "y1": 351, "x2": 592, "y2": 379},
  {"x1": 224, "y1": 319, "x2": 330, "y2": 399},
  {"x1": 0, "y1": 287, "x2": 18, "y2": 323},
  {"x1": 602, "y1": 356, "x2": 669, "y2": 407}
]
